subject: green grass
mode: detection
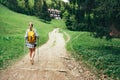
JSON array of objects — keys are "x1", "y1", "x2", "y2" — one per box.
[
  {"x1": 66, "y1": 30, "x2": 120, "y2": 79},
  {"x1": 0, "y1": 4, "x2": 66, "y2": 69}
]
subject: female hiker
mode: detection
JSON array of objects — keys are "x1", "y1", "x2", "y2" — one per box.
[{"x1": 25, "y1": 22, "x2": 39, "y2": 65}]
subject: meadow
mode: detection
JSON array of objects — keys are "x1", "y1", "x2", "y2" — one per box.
[
  {"x1": 0, "y1": 4, "x2": 66, "y2": 69},
  {"x1": 66, "y1": 30, "x2": 120, "y2": 79},
  {"x1": 1, "y1": 3, "x2": 120, "y2": 80}
]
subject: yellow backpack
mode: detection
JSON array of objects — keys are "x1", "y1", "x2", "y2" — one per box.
[{"x1": 27, "y1": 29, "x2": 36, "y2": 43}]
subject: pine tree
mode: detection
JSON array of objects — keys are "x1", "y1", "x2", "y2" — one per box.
[
  {"x1": 34, "y1": 0, "x2": 42, "y2": 16},
  {"x1": 40, "y1": 0, "x2": 51, "y2": 21},
  {"x1": 24, "y1": 0, "x2": 30, "y2": 14}
]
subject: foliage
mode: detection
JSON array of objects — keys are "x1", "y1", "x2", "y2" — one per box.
[
  {"x1": 63, "y1": 0, "x2": 120, "y2": 39},
  {"x1": 34, "y1": 0, "x2": 52, "y2": 21},
  {"x1": 34, "y1": 0, "x2": 42, "y2": 16},
  {"x1": 66, "y1": 30, "x2": 120, "y2": 79},
  {"x1": 0, "y1": 0, "x2": 53, "y2": 21},
  {"x1": 0, "y1": 0, "x2": 18, "y2": 11},
  {"x1": 40, "y1": 0, "x2": 51, "y2": 21}
]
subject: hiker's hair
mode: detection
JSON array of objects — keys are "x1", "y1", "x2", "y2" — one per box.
[{"x1": 29, "y1": 22, "x2": 33, "y2": 27}]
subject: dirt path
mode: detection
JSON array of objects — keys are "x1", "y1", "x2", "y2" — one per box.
[{"x1": 0, "y1": 28, "x2": 98, "y2": 80}]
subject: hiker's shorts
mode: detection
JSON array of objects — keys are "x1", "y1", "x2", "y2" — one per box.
[{"x1": 26, "y1": 42, "x2": 37, "y2": 48}]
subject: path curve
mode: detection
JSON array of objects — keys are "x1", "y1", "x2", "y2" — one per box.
[{"x1": 0, "y1": 28, "x2": 98, "y2": 80}]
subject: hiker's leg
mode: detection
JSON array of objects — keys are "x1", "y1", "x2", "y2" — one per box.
[
  {"x1": 31, "y1": 47, "x2": 36, "y2": 60},
  {"x1": 29, "y1": 48, "x2": 35, "y2": 65},
  {"x1": 30, "y1": 48, "x2": 35, "y2": 65},
  {"x1": 29, "y1": 48, "x2": 32, "y2": 60}
]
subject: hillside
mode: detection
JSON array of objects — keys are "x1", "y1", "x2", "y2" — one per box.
[
  {"x1": 1, "y1": 3, "x2": 120, "y2": 80},
  {"x1": 66, "y1": 30, "x2": 120, "y2": 79},
  {"x1": 0, "y1": 4, "x2": 66, "y2": 69}
]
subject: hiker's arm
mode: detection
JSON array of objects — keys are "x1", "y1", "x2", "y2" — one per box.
[
  {"x1": 34, "y1": 29, "x2": 39, "y2": 38},
  {"x1": 24, "y1": 30, "x2": 28, "y2": 40}
]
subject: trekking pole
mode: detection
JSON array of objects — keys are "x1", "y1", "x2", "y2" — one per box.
[
  {"x1": 37, "y1": 38, "x2": 39, "y2": 62},
  {"x1": 24, "y1": 39, "x2": 26, "y2": 54},
  {"x1": 24, "y1": 39, "x2": 27, "y2": 63}
]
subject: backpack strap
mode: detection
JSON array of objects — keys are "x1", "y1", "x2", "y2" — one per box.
[{"x1": 27, "y1": 28, "x2": 34, "y2": 32}]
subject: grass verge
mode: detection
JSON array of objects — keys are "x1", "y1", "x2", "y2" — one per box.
[{"x1": 66, "y1": 30, "x2": 120, "y2": 79}]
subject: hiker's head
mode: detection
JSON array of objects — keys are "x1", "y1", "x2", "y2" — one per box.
[{"x1": 29, "y1": 22, "x2": 33, "y2": 30}]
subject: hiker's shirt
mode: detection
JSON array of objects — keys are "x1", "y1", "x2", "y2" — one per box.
[{"x1": 24, "y1": 28, "x2": 39, "y2": 48}]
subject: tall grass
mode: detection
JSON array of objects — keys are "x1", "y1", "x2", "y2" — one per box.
[
  {"x1": 0, "y1": 4, "x2": 66, "y2": 69},
  {"x1": 66, "y1": 30, "x2": 120, "y2": 79}
]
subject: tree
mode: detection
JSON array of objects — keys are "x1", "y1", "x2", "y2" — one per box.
[
  {"x1": 34, "y1": 0, "x2": 42, "y2": 16},
  {"x1": 24, "y1": 0, "x2": 30, "y2": 14},
  {"x1": 84, "y1": 0, "x2": 96, "y2": 31},
  {"x1": 93, "y1": 0, "x2": 120, "y2": 38},
  {"x1": 64, "y1": 0, "x2": 87, "y2": 31},
  {"x1": 40, "y1": 0, "x2": 51, "y2": 21},
  {"x1": 34, "y1": 0, "x2": 43, "y2": 18},
  {"x1": 0, "y1": 0, "x2": 18, "y2": 11},
  {"x1": 64, "y1": 0, "x2": 120, "y2": 38}
]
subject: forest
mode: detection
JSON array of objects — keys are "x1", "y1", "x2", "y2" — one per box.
[{"x1": 0, "y1": 0, "x2": 120, "y2": 39}]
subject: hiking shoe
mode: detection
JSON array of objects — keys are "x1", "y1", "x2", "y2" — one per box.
[
  {"x1": 30, "y1": 60, "x2": 32, "y2": 65},
  {"x1": 31, "y1": 60, "x2": 34, "y2": 65}
]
